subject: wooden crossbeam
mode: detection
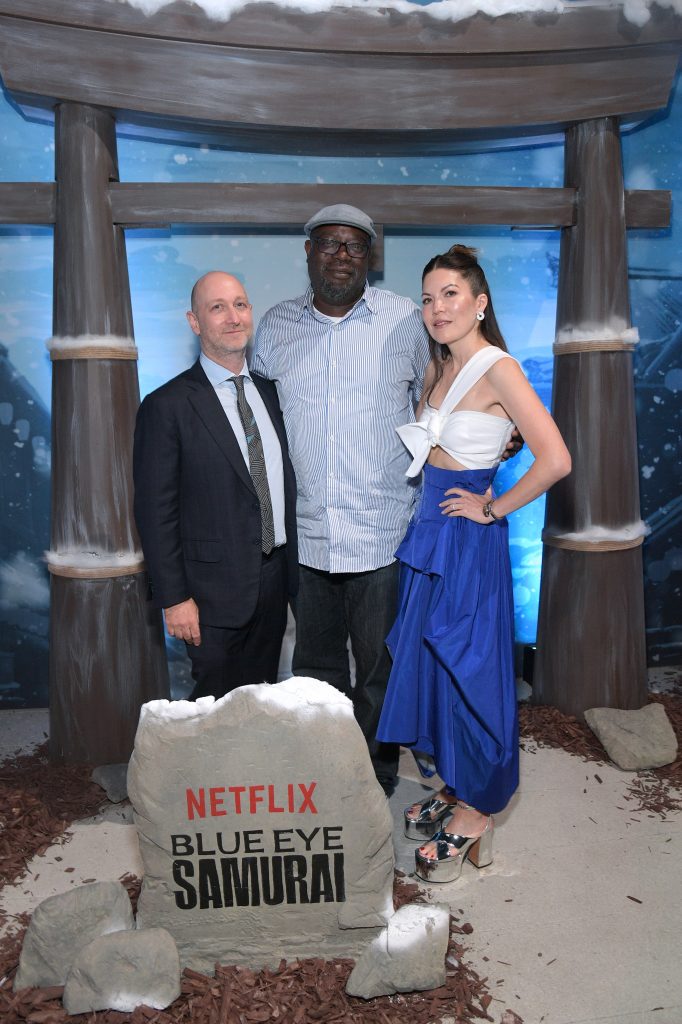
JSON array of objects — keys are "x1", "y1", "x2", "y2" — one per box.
[
  {"x1": 0, "y1": 181, "x2": 671, "y2": 229},
  {"x1": 623, "y1": 188, "x2": 672, "y2": 228},
  {"x1": 0, "y1": 183, "x2": 55, "y2": 224},
  {"x1": 109, "y1": 183, "x2": 577, "y2": 228}
]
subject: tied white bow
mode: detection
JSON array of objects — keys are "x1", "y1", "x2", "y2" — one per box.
[
  {"x1": 397, "y1": 415, "x2": 446, "y2": 478},
  {"x1": 396, "y1": 347, "x2": 514, "y2": 479}
]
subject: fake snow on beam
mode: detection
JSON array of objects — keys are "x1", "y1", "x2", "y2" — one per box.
[
  {"x1": 551, "y1": 520, "x2": 649, "y2": 543},
  {"x1": 45, "y1": 549, "x2": 145, "y2": 569},
  {"x1": 114, "y1": 0, "x2": 682, "y2": 29},
  {"x1": 46, "y1": 335, "x2": 136, "y2": 352},
  {"x1": 555, "y1": 323, "x2": 640, "y2": 345}
]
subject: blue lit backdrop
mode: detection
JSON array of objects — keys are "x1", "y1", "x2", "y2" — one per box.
[{"x1": 1, "y1": 72, "x2": 680, "y2": 705}]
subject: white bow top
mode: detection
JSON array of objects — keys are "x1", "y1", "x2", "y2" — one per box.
[{"x1": 398, "y1": 347, "x2": 516, "y2": 478}]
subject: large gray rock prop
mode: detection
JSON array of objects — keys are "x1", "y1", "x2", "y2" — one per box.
[
  {"x1": 346, "y1": 903, "x2": 450, "y2": 999},
  {"x1": 63, "y1": 928, "x2": 180, "y2": 1015},
  {"x1": 128, "y1": 678, "x2": 394, "y2": 972},
  {"x1": 14, "y1": 881, "x2": 134, "y2": 990},
  {"x1": 585, "y1": 703, "x2": 678, "y2": 770}
]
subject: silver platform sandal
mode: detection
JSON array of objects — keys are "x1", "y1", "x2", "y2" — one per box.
[
  {"x1": 414, "y1": 815, "x2": 493, "y2": 884},
  {"x1": 403, "y1": 794, "x2": 456, "y2": 840}
]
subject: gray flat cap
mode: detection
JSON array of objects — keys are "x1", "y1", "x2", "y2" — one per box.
[{"x1": 304, "y1": 204, "x2": 377, "y2": 242}]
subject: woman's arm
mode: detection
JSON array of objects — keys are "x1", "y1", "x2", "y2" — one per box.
[{"x1": 441, "y1": 358, "x2": 571, "y2": 524}]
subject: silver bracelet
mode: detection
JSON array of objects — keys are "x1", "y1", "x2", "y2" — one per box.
[{"x1": 482, "y1": 499, "x2": 501, "y2": 522}]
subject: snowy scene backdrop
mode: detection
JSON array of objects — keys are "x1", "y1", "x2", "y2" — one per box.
[{"x1": 1, "y1": 66, "x2": 680, "y2": 707}]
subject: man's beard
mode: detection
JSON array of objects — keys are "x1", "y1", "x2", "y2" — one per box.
[
  {"x1": 310, "y1": 263, "x2": 365, "y2": 308},
  {"x1": 318, "y1": 278, "x2": 361, "y2": 304}
]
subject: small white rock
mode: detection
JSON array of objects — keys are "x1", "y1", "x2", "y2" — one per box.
[{"x1": 346, "y1": 903, "x2": 450, "y2": 999}]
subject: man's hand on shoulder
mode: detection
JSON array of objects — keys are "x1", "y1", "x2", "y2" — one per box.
[
  {"x1": 164, "y1": 598, "x2": 201, "y2": 646},
  {"x1": 501, "y1": 427, "x2": 524, "y2": 462}
]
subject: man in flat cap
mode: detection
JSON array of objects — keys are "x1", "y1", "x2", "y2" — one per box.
[{"x1": 253, "y1": 204, "x2": 429, "y2": 796}]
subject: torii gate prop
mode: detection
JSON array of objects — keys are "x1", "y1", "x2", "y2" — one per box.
[{"x1": 0, "y1": 0, "x2": 680, "y2": 763}]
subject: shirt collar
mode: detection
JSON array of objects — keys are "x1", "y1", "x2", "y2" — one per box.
[
  {"x1": 297, "y1": 282, "x2": 375, "y2": 321},
  {"x1": 199, "y1": 351, "x2": 251, "y2": 387}
]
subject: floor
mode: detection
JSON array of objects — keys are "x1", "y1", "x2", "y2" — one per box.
[{"x1": 1, "y1": 685, "x2": 680, "y2": 1024}]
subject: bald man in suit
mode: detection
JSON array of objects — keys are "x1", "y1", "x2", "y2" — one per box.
[{"x1": 133, "y1": 271, "x2": 297, "y2": 699}]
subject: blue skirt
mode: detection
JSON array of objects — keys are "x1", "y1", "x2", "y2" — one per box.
[{"x1": 377, "y1": 464, "x2": 519, "y2": 814}]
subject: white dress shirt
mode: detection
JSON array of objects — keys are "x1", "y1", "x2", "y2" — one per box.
[{"x1": 200, "y1": 353, "x2": 286, "y2": 547}]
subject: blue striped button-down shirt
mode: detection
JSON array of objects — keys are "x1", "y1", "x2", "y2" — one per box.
[{"x1": 252, "y1": 284, "x2": 430, "y2": 573}]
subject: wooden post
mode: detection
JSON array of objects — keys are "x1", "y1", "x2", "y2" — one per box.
[
  {"x1": 49, "y1": 102, "x2": 168, "y2": 764},
  {"x1": 534, "y1": 117, "x2": 648, "y2": 718}
]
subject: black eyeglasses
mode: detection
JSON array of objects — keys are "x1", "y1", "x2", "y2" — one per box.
[{"x1": 311, "y1": 236, "x2": 370, "y2": 258}]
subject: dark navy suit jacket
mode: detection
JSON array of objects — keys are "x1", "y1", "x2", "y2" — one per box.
[{"x1": 133, "y1": 359, "x2": 297, "y2": 628}]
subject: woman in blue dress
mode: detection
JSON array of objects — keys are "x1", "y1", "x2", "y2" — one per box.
[{"x1": 377, "y1": 245, "x2": 571, "y2": 883}]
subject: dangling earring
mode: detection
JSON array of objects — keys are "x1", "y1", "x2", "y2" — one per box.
[{"x1": 476, "y1": 311, "x2": 485, "y2": 321}]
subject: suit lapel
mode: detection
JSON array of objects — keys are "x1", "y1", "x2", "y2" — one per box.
[{"x1": 185, "y1": 362, "x2": 255, "y2": 495}]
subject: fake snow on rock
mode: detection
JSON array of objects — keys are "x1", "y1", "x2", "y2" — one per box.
[
  {"x1": 115, "y1": 0, "x2": 682, "y2": 28},
  {"x1": 142, "y1": 675, "x2": 354, "y2": 724}
]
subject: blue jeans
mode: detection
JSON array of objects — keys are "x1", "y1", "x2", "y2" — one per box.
[{"x1": 292, "y1": 562, "x2": 400, "y2": 790}]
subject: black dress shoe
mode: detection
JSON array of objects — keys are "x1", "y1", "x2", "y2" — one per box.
[{"x1": 377, "y1": 777, "x2": 397, "y2": 799}]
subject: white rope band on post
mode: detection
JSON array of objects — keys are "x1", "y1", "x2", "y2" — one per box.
[
  {"x1": 542, "y1": 520, "x2": 649, "y2": 553},
  {"x1": 552, "y1": 324, "x2": 639, "y2": 356},
  {"x1": 45, "y1": 550, "x2": 146, "y2": 579},
  {"x1": 47, "y1": 335, "x2": 139, "y2": 361}
]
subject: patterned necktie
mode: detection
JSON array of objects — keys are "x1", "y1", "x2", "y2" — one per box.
[{"x1": 231, "y1": 375, "x2": 275, "y2": 555}]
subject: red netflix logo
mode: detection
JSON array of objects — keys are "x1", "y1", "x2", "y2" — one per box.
[{"x1": 186, "y1": 782, "x2": 318, "y2": 820}]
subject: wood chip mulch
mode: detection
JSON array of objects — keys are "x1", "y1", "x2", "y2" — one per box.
[
  {"x1": 518, "y1": 704, "x2": 608, "y2": 762},
  {"x1": 626, "y1": 694, "x2": 682, "y2": 817},
  {"x1": 0, "y1": 872, "x2": 504, "y2": 1024},
  {"x1": 0, "y1": 742, "x2": 105, "y2": 889},
  {"x1": 9, "y1": 691, "x2": 680, "y2": 1022},
  {"x1": 0, "y1": 741, "x2": 513, "y2": 1021},
  {"x1": 518, "y1": 692, "x2": 682, "y2": 816}
]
